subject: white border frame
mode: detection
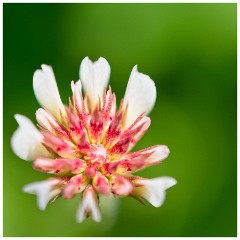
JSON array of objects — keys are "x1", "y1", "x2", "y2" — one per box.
[{"x1": 1, "y1": 1, "x2": 238, "y2": 239}]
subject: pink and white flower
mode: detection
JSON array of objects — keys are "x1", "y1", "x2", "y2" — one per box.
[{"x1": 11, "y1": 57, "x2": 177, "y2": 222}]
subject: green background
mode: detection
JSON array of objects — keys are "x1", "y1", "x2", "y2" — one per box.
[{"x1": 3, "y1": 3, "x2": 237, "y2": 237}]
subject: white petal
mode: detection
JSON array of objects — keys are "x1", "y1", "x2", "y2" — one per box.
[
  {"x1": 79, "y1": 57, "x2": 110, "y2": 107},
  {"x1": 36, "y1": 108, "x2": 58, "y2": 132},
  {"x1": 71, "y1": 80, "x2": 84, "y2": 112},
  {"x1": 71, "y1": 80, "x2": 82, "y2": 95},
  {"x1": 136, "y1": 177, "x2": 177, "y2": 207},
  {"x1": 23, "y1": 179, "x2": 61, "y2": 210},
  {"x1": 33, "y1": 64, "x2": 65, "y2": 121},
  {"x1": 147, "y1": 145, "x2": 170, "y2": 164},
  {"x1": 76, "y1": 187, "x2": 101, "y2": 223},
  {"x1": 11, "y1": 114, "x2": 51, "y2": 160},
  {"x1": 123, "y1": 65, "x2": 156, "y2": 128}
]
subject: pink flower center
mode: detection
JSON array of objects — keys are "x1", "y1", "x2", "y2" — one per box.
[{"x1": 85, "y1": 144, "x2": 108, "y2": 170}]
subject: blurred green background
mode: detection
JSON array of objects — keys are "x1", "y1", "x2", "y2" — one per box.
[{"x1": 3, "y1": 3, "x2": 237, "y2": 237}]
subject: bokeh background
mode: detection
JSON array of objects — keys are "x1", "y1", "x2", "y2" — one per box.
[{"x1": 3, "y1": 3, "x2": 237, "y2": 237}]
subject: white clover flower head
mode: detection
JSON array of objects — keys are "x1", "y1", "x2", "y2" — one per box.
[{"x1": 11, "y1": 57, "x2": 177, "y2": 222}]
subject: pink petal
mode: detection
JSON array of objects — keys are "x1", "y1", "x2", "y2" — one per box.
[
  {"x1": 42, "y1": 132, "x2": 79, "y2": 158},
  {"x1": 85, "y1": 165, "x2": 97, "y2": 178},
  {"x1": 77, "y1": 132, "x2": 91, "y2": 154},
  {"x1": 109, "y1": 115, "x2": 151, "y2": 158},
  {"x1": 89, "y1": 110, "x2": 104, "y2": 144},
  {"x1": 33, "y1": 158, "x2": 86, "y2": 175},
  {"x1": 63, "y1": 174, "x2": 88, "y2": 199},
  {"x1": 103, "y1": 112, "x2": 123, "y2": 148},
  {"x1": 102, "y1": 88, "x2": 116, "y2": 122},
  {"x1": 92, "y1": 172, "x2": 111, "y2": 195},
  {"x1": 111, "y1": 175, "x2": 133, "y2": 197}
]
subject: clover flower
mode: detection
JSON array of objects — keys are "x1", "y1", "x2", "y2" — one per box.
[{"x1": 11, "y1": 57, "x2": 177, "y2": 222}]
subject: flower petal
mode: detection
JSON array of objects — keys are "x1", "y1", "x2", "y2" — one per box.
[
  {"x1": 123, "y1": 115, "x2": 151, "y2": 152},
  {"x1": 33, "y1": 64, "x2": 66, "y2": 121},
  {"x1": 63, "y1": 174, "x2": 88, "y2": 199},
  {"x1": 111, "y1": 175, "x2": 133, "y2": 197},
  {"x1": 36, "y1": 108, "x2": 69, "y2": 140},
  {"x1": 123, "y1": 65, "x2": 156, "y2": 129},
  {"x1": 140, "y1": 145, "x2": 170, "y2": 164},
  {"x1": 102, "y1": 88, "x2": 116, "y2": 121},
  {"x1": 109, "y1": 115, "x2": 150, "y2": 158},
  {"x1": 42, "y1": 132, "x2": 79, "y2": 159},
  {"x1": 125, "y1": 145, "x2": 170, "y2": 170},
  {"x1": 92, "y1": 172, "x2": 111, "y2": 195},
  {"x1": 71, "y1": 80, "x2": 83, "y2": 104},
  {"x1": 33, "y1": 158, "x2": 86, "y2": 175},
  {"x1": 133, "y1": 177, "x2": 177, "y2": 207},
  {"x1": 11, "y1": 114, "x2": 51, "y2": 160},
  {"x1": 79, "y1": 57, "x2": 110, "y2": 110},
  {"x1": 23, "y1": 178, "x2": 65, "y2": 210},
  {"x1": 71, "y1": 80, "x2": 88, "y2": 120},
  {"x1": 76, "y1": 186, "x2": 101, "y2": 223},
  {"x1": 107, "y1": 145, "x2": 169, "y2": 174},
  {"x1": 36, "y1": 108, "x2": 58, "y2": 132}
]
